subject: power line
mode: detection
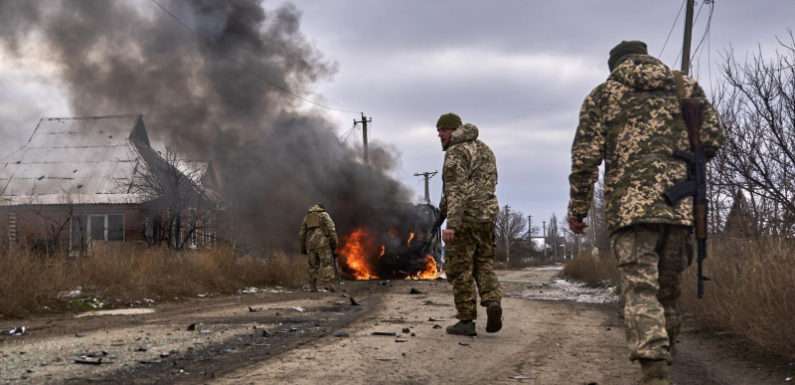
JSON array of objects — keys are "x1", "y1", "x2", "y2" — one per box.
[
  {"x1": 147, "y1": 0, "x2": 359, "y2": 115},
  {"x1": 659, "y1": 0, "x2": 686, "y2": 58},
  {"x1": 691, "y1": 0, "x2": 715, "y2": 66}
]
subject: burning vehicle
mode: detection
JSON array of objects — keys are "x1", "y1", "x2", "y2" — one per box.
[{"x1": 338, "y1": 203, "x2": 441, "y2": 280}]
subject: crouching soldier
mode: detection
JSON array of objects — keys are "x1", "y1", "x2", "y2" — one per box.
[{"x1": 299, "y1": 204, "x2": 339, "y2": 292}]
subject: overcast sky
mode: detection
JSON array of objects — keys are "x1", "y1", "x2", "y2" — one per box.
[{"x1": 1, "y1": 0, "x2": 793, "y2": 230}]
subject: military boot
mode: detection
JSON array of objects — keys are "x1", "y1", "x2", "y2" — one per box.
[
  {"x1": 485, "y1": 301, "x2": 503, "y2": 333},
  {"x1": 446, "y1": 320, "x2": 476, "y2": 336},
  {"x1": 639, "y1": 359, "x2": 672, "y2": 385}
]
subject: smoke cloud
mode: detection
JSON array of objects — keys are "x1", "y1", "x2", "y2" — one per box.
[{"x1": 0, "y1": 0, "x2": 423, "y2": 251}]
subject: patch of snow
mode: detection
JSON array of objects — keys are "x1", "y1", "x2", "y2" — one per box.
[
  {"x1": 517, "y1": 278, "x2": 617, "y2": 304},
  {"x1": 534, "y1": 265, "x2": 565, "y2": 271},
  {"x1": 75, "y1": 308, "x2": 156, "y2": 318}
]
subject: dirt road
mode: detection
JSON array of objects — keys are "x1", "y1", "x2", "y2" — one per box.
[{"x1": 2, "y1": 267, "x2": 791, "y2": 384}]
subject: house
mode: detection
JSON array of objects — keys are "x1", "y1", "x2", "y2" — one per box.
[{"x1": 0, "y1": 115, "x2": 216, "y2": 255}]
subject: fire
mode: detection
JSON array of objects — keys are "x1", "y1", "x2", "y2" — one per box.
[
  {"x1": 338, "y1": 227, "x2": 439, "y2": 281},
  {"x1": 411, "y1": 255, "x2": 439, "y2": 280},
  {"x1": 338, "y1": 228, "x2": 378, "y2": 280}
]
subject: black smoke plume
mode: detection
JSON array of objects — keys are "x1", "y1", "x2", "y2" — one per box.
[{"x1": 0, "y1": 0, "x2": 426, "y2": 252}]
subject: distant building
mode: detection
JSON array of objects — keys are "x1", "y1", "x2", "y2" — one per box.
[{"x1": 0, "y1": 115, "x2": 217, "y2": 255}]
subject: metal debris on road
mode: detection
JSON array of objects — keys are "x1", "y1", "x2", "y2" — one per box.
[
  {"x1": 402, "y1": 328, "x2": 411, "y2": 333},
  {"x1": 74, "y1": 356, "x2": 103, "y2": 365},
  {"x1": 248, "y1": 306, "x2": 261, "y2": 312},
  {"x1": 7, "y1": 326, "x2": 27, "y2": 336},
  {"x1": 458, "y1": 341, "x2": 470, "y2": 346},
  {"x1": 371, "y1": 331, "x2": 398, "y2": 337},
  {"x1": 510, "y1": 375, "x2": 531, "y2": 380},
  {"x1": 433, "y1": 325, "x2": 442, "y2": 329},
  {"x1": 74, "y1": 351, "x2": 110, "y2": 365},
  {"x1": 333, "y1": 330, "x2": 350, "y2": 338},
  {"x1": 349, "y1": 296, "x2": 360, "y2": 306},
  {"x1": 291, "y1": 306, "x2": 306, "y2": 312},
  {"x1": 395, "y1": 338, "x2": 408, "y2": 343},
  {"x1": 409, "y1": 287, "x2": 423, "y2": 294}
]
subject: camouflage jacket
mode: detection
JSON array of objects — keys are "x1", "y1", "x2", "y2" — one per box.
[
  {"x1": 439, "y1": 123, "x2": 499, "y2": 228},
  {"x1": 299, "y1": 204, "x2": 338, "y2": 252},
  {"x1": 568, "y1": 54, "x2": 723, "y2": 233}
]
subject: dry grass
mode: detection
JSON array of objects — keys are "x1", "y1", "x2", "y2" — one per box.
[
  {"x1": 562, "y1": 237, "x2": 795, "y2": 359},
  {"x1": 681, "y1": 237, "x2": 795, "y2": 359},
  {"x1": 0, "y1": 246, "x2": 308, "y2": 318},
  {"x1": 561, "y1": 251, "x2": 619, "y2": 287}
]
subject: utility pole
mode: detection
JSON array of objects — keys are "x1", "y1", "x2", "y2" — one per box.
[
  {"x1": 413, "y1": 171, "x2": 438, "y2": 204},
  {"x1": 542, "y1": 220, "x2": 547, "y2": 259},
  {"x1": 527, "y1": 215, "x2": 532, "y2": 239},
  {"x1": 353, "y1": 113, "x2": 372, "y2": 164},
  {"x1": 681, "y1": 0, "x2": 695, "y2": 75}
]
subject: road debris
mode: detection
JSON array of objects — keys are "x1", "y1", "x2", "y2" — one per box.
[
  {"x1": 7, "y1": 326, "x2": 27, "y2": 336},
  {"x1": 349, "y1": 296, "x2": 360, "y2": 306},
  {"x1": 74, "y1": 351, "x2": 110, "y2": 365},
  {"x1": 402, "y1": 328, "x2": 411, "y2": 333},
  {"x1": 458, "y1": 341, "x2": 470, "y2": 346},
  {"x1": 187, "y1": 322, "x2": 202, "y2": 331},
  {"x1": 433, "y1": 324, "x2": 442, "y2": 329},
  {"x1": 395, "y1": 338, "x2": 408, "y2": 343},
  {"x1": 509, "y1": 374, "x2": 531, "y2": 380},
  {"x1": 248, "y1": 306, "x2": 261, "y2": 312},
  {"x1": 333, "y1": 331, "x2": 350, "y2": 338},
  {"x1": 409, "y1": 287, "x2": 424, "y2": 295},
  {"x1": 371, "y1": 331, "x2": 398, "y2": 337},
  {"x1": 291, "y1": 306, "x2": 306, "y2": 312}
]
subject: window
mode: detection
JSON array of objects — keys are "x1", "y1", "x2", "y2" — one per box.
[{"x1": 87, "y1": 214, "x2": 125, "y2": 242}]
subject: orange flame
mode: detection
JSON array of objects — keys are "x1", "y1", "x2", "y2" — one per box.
[
  {"x1": 339, "y1": 228, "x2": 439, "y2": 281},
  {"x1": 410, "y1": 255, "x2": 439, "y2": 280},
  {"x1": 338, "y1": 228, "x2": 378, "y2": 280}
]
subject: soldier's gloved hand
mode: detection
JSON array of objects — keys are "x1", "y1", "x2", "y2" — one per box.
[{"x1": 567, "y1": 215, "x2": 587, "y2": 235}]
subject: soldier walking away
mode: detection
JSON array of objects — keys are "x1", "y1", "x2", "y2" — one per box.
[
  {"x1": 567, "y1": 41, "x2": 723, "y2": 385},
  {"x1": 299, "y1": 204, "x2": 339, "y2": 292},
  {"x1": 436, "y1": 113, "x2": 503, "y2": 337}
]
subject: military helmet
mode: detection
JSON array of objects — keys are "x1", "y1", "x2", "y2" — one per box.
[
  {"x1": 608, "y1": 40, "x2": 648, "y2": 71},
  {"x1": 436, "y1": 112, "x2": 462, "y2": 129}
]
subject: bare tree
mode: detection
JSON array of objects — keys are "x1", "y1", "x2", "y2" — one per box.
[
  {"x1": 495, "y1": 205, "x2": 527, "y2": 264},
  {"x1": 129, "y1": 148, "x2": 211, "y2": 249},
  {"x1": 712, "y1": 34, "x2": 795, "y2": 236}
]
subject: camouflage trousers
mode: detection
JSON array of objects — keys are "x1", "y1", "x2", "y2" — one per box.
[
  {"x1": 445, "y1": 222, "x2": 502, "y2": 320},
  {"x1": 307, "y1": 247, "x2": 337, "y2": 290},
  {"x1": 611, "y1": 224, "x2": 691, "y2": 362}
]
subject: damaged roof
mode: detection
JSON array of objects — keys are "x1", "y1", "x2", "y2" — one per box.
[{"x1": 0, "y1": 115, "x2": 154, "y2": 206}]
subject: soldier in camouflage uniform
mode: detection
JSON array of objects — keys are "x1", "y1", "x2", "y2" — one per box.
[
  {"x1": 567, "y1": 41, "x2": 723, "y2": 385},
  {"x1": 299, "y1": 204, "x2": 339, "y2": 292},
  {"x1": 436, "y1": 113, "x2": 503, "y2": 337}
]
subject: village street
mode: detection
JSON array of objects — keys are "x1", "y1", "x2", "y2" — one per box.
[{"x1": 1, "y1": 267, "x2": 790, "y2": 385}]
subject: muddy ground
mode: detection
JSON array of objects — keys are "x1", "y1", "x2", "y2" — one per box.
[{"x1": 1, "y1": 267, "x2": 792, "y2": 385}]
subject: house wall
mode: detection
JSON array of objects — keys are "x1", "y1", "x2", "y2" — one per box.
[
  {"x1": 0, "y1": 204, "x2": 217, "y2": 254},
  {"x1": 0, "y1": 204, "x2": 147, "y2": 255}
]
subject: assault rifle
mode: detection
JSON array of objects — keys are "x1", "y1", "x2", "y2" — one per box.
[
  {"x1": 420, "y1": 213, "x2": 446, "y2": 256},
  {"x1": 663, "y1": 98, "x2": 709, "y2": 299}
]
